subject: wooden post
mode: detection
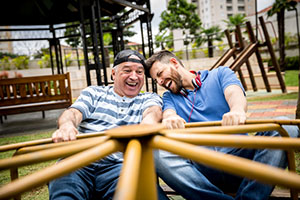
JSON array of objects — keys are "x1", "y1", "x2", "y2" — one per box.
[
  {"x1": 235, "y1": 25, "x2": 257, "y2": 91},
  {"x1": 259, "y1": 16, "x2": 287, "y2": 93},
  {"x1": 246, "y1": 21, "x2": 271, "y2": 92},
  {"x1": 224, "y1": 30, "x2": 248, "y2": 91}
]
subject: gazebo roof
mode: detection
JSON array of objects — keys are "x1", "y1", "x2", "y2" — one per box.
[{"x1": 0, "y1": 0, "x2": 148, "y2": 26}]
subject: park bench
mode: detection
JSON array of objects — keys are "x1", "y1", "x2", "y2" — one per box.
[{"x1": 0, "y1": 73, "x2": 72, "y2": 123}]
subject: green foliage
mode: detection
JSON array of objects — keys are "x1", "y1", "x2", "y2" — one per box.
[
  {"x1": 155, "y1": 31, "x2": 174, "y2": 49},
  {"x1": 33, "y1": 48, "x2": 50, "y2": 59},
  {"x1": 0, "y1": 52, "x2": 18, "y2": 59},
  {"x1": 64, "y1": 53, "x2": 72, "y2": 67},
  {"x1": 195, "y1": 25, "x2": 224, "y2": 47},
  {"x1": 201, "y1": 48, "x2": 209, "y2": 57},
  {"x1": 64, "y1": 22, "x2": 81, "y2": 48},
  {"x1": 38, "y1": 54, "x2": 51, "y2": 69},
  {"x1": 223, "y1": 13, "x2": 247, "y2": 30},
  {"x1": 12, "y1": 56, "x2": 29, "y2": 70},
  {"x1": 267, "y1": 0, "x2": 297, "y2": 17},
  {"x1": 158, "y1": 0, "x2": 202, "y2": 46},
  {"x1": 267, "y1": 56, "x2": 299, "y2": 71},
  {"x1": 175, "y1": 50, "x2": 184, "y2": 59},
  {"x1": 284, "y1": 32, "x2": 298, "y2": 48},
  {"x1": 0, "y1": 56, "x2": 11, "y2": 70},
  {"x1": 64, "y1": 20, "x2": 136, "y2": 49}
]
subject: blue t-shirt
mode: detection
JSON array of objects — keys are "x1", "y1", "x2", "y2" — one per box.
[{"x1": 163, "y1": 66, "x2": 244, "y2": 123}]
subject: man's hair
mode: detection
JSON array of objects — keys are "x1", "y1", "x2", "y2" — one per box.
[{"x1": 145, "y1": 50, "x2": 184, "y2": 77}]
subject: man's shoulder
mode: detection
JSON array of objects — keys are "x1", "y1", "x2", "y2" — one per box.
[
  {"x1": 84, "y1": 85, "x2": 112, "y2": 93},
  {"x1": 137, "y1": 91, "x2": 161, "y2": 99}
]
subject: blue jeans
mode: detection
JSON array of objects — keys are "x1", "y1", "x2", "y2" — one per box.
[
  {"x1": 49, "y1": 154, "x2": 169, "y2": 200},
  {"x1": 154, "y1": 123, "x2": 299, "y2": 200}
]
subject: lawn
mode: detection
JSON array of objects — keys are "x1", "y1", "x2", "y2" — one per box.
[
  {"x1": 0, "y1": 132, "x2": 53, "y2": 200},
  {"x1": 285, "y1": 70, "x2": 299, "y2": 86}
]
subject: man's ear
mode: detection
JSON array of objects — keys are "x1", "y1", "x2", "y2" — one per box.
[
  {"x1": 170, "y1": 57, "x2": 179, "y2": 69},
  {"x1": 111, "y1": 68, "x2": 116, "y2": 81}
]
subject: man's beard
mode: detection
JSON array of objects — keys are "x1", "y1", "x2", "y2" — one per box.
[{"x1": 165, "y1": 68, "x2": 183, "y2": 94}]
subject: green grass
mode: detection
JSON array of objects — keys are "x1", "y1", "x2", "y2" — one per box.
[
  {"x1": 285, "y1": 70, "x2": 299, "y2": 86},
  {"x1": 247, "y1": 92, "x2": 298, "y2": 102},
  {"x1": 0, "y1": 131, "x2": 54, "y2": 200}
]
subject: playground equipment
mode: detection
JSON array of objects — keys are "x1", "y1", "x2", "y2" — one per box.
[{"x1": 0, "y1": 119, "x2": 300, "y2": 200}]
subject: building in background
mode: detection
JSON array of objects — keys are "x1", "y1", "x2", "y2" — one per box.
[
  {"x1": 193, "y1": 0, "x2": 255, "y2": 30},
  {"x1": 172, "y1": 0, "x2": 255, "y2": 52},
  {"x1": 0, "y1": 26, "x2": 13, "y2": 54}
]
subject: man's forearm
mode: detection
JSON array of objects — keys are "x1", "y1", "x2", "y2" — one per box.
[
  {"x1": 57, "y1": 108, "x2": 82, "y2": 129},
  {"x1": 141, "y1": 106, "x2": 162, "y2": 124}
]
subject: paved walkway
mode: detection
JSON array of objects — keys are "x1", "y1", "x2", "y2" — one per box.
[
  {"x1": 246, "y1": 88, "x2": 298, "y2": 119},
  {"x1": 247, "y1": 100, "x2": 297, "y2": 119}
]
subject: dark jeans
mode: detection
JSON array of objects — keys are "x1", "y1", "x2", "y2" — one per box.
[{"x1": 49, "y1": 154, "x2": 169, "y2": 200}]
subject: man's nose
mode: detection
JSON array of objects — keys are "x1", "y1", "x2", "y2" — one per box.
[
  {"x1": 157, "y1": 77, "x2": 163, "y2": 85},
  {"x1": 129, "y1": 71, "x2": 138, "y2": 79}
]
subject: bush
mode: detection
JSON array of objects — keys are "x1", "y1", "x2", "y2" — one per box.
[
  {"x1": 266, "y1": 56, "x2": 299, "y2": 71},
  {"x1": 12, "y1": 56, "x2": 29, "y2": 70}
]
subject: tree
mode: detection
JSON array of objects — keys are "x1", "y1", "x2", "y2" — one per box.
[
  {"x1": 223, "y1": 13, "x2": 247, "y2": 30},
  {"x1": 157, "y1": 0, "x2": 202, "y2": 49},
  {"x1": 267, "y1": 0, "x2": 300, "y2": 119},
  {"x1": 267, "y1": 0, "x2": 297, "y2": 71},
  {"x1": 195, "y1": 26, "x2": 224, "y2": 57},
  {"x1": 64, "y1": 21, "x2": 136, "y2": 48},
  {"x1": 155, "y1": 31, "x2": 173, "y2": 50}
]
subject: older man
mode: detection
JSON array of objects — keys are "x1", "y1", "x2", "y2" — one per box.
[{"x1": 49, "y1": 50, "x2": 168, "y2": 200}]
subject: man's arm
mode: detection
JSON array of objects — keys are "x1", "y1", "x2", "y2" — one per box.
[
  {"x1": 52, "y1": 108, "x2": 83, "y2": 143},
  {"x1": 162, "y1": 109, "x2": 186, "y2": 129},
  {"x1": 141, "y1": 105, "x2": 163, "y2": 125},
  {"x1": 222, "y1": 85, "x2": 247, "y2": 126}
]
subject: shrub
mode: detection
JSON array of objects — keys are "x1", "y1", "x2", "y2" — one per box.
[
  {"x1": 12, "y1": 56, "x2": 29, "y2": 70},
  {"x1": 266, "y1": 56, "x2": 299, "y2": 71}
]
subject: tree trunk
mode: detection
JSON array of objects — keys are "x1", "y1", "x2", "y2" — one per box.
[
  {"x1": 277, "y1": 9, "x2": 286, "y2": 71},
  {"x1": 296, "y1": 72, "x2": 300, "y2": 119},
  {"x1": 208, "y1": 37, "x2": 213, "y2": 58}
]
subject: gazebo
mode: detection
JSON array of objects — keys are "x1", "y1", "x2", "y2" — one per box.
[{"x1": 0, "y1": 0, "x2": 156, "y2": 92}]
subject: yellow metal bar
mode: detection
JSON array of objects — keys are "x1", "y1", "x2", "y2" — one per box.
[
  {"x1": 0, "y1": 136, "x2": 109, "y2": 170},
  {"x1": 114, "y1": 139, "x2": 142, "y2": 200},
  {"x1": 0, "y1": 139, "x2": 123, "y2": 200},
  {"x1": 136, "y1": 139, "x2": 158, "y2": 200},
  {"x1": 165, "y1": 133, "x2": 300, "y2": 150},
  {"x1": 15, "y1": 136, "x2": 106, "y2": 155},
  {"x1": 0, "y1": 132, "x2": 105, "y2": 152},
  {"x1": 185, "y1": 119, "x2": 300, "y2": 128},
  {"x1": 150, "y1": 135, "x2": 300, "y2": 190},
  {"x1": 162, "y1": 123, "x2": 281, "y2": 135}
]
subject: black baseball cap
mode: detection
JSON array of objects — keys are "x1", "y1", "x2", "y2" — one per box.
[{"x1": 113, "y1": 49, "x2": 146, "y2": 69}]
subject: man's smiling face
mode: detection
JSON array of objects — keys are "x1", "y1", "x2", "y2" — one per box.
[
  {"x1": 150, "y1": 60, "x2": 183, "y2": 94},
  {"x1": 112, "y1": 58, "x2": 145, "y2": 98}
]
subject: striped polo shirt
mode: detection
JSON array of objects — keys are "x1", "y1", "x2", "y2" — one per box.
[{"x1": 71, "y1": 85, "x2": 163, "y2": 133}]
